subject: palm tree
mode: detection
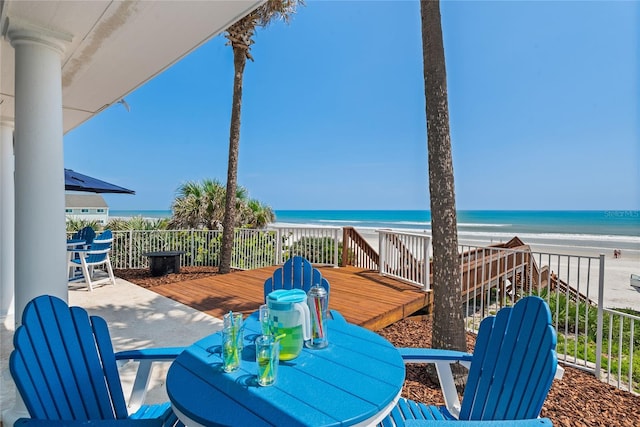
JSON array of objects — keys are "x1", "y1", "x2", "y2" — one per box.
[
  {"x1": 106, "y1": 216, "x2": 168, "y2": 231},
  {"x1": 169, "y1": 178, "x2": 272, "y2": 231},
  {"x1": 420, "y1": 0, "x2": 466, "y2": 353},
  {"x1": 66, "y1": 218, "x2": 102, "y2": 233},
  {"x1": 242, "y1": 199, "x2": 276, "y2": 228},
  {"x1": 170, "y1": 179, "x2": 226, "y2": 229},
  {"x1": 219, "y1": 0, "x2": 303, "y2": 274}
]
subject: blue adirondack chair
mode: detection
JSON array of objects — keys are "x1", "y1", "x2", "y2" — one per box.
[
  {"x1": 263, "y1": 255, "x2": 330, "y2": 300},
  {"x1": 10, "y1": 295, "x2": 184, "y2": 426},
  {"x1": 68, "y1": 239, "x2": 116, "y2": 291},
  {"x1": 380, "y1": 296, "x2": 558, "y2": 426},
  {"x1": 15, "y1": 419, "x2": 164, "y2": 427},
  {"x1": 92, "y1": 229, "x2": 113, "y2": 244},
  {"x1": 68, "y1": 226, "x2": 97, "y2": 276},
  {"x1": 264, "y1": 256, "x2": 345, "y2": 322},
  {"x1": 74, "y1": 226, "x2": 96, "y2": 246}
]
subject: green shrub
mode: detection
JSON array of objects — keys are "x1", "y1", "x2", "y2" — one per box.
[{"x1": 287, "y1": 236, "x2": 343, "y2": 264}]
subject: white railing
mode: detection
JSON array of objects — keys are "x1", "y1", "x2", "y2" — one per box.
[
  {"x1": 600, "y1": 308, "x2": 639, "y2": 394},
  {"x1": 104, "y1": 227, "x2": 341, "y2": 270},
  {"x1": 378, "y1": 229, "x2": 431, "y2": 290},
  {"x1": 77, "y1": 227, "x2": 637, "y2": 394},
  {"x1": 109, "y1": 230, "x2": 222, "y2": 269},
  {"x1": 458, "y1": 245, "x2": 638, "y2": 394},
  {"x1": 269, "y1": 226, "x2": 341, "y2": 267},
  {"x1": 231, "y1": 229, "x2": 277, "y2": 270},
  {"x1": 459, "y1": 244, "x2": 538, "y2": 328}
]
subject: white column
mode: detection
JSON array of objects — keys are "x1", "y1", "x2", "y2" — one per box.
[
  {"x1": 8, "y1": 25, "x2": 70, "y2": 323},
  {"x1": 0, "y1": 121, "x2": 15, "y2": 321},
  {"x1": 2, "y1": 24, "x2": 71, "y2": 427}
]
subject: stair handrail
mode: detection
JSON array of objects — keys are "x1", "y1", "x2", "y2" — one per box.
[{"x1": 342, "y1": 227, "x2": 379, "y2": 269}]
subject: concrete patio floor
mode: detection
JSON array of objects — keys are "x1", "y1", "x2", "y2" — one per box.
[{"x1": 1, "y1": 277, "x2": 222, "y2": 421}]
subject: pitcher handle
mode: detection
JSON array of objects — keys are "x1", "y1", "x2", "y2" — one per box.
[{"x1": 296, "y1": 302, "x2": 312, "y2": 341}]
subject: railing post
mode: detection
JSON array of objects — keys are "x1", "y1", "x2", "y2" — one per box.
[
  {"x1": 333, "y1": 228, "x2": 339, "y2": 267},
  {"x1": 128, "y1": 230, "x2": 133, "y2": 269},
  {"x1": 423, "y1": 235, "x2": 430, "y2": 291},
  {"x1": 342, "y1": 228, "x2": 349, "y2": 267},
  {"x1": 378, "y1": 231, "x2": 384, "y2": 276},
  {"x1": 275, "y1": 228, "x2": 283, "y2": 265},
  {"x1": 595, "y1": 253, "x2": 605, "y2": 380},
  {"x1": 191, "y1": 231, "x2": 195, "y2": 267}
]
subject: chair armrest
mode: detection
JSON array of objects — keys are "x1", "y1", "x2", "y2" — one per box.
[
  {"x1": 397, "y1": 348, "x2": 474, "y2": 419},
  {"x1": 404, "y1": 419, "x2": 553, "y2": 426},
  {"x1": 92, "y1": 239, "x2": 114, "y2": 245},
  {"x1": 114, "y1": 348, "x2": 184, "y2": 411},
  {"x1": 115, "y1": 347, "x2": 184, "y2": 362},
  {"x1": 15, "y1": 420, "x2": 163, "y2": 427},
  {"x1": 399, "y1": 348, "x2": 564, "y2": 379},
  {"x1": 71, "y1": 247, "x2": 103, "y2": 253},
  {"x1": 398, "y1": 347, "x2": 474, "y2": 364}
]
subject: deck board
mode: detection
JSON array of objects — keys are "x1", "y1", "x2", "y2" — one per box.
[{"x1": 147, "y1": 266, "x2": 432, "y2": 330}]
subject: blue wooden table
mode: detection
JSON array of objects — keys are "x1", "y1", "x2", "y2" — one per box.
[{"x1": 166, "y1": 312, "x2": 405, "y2": 427}]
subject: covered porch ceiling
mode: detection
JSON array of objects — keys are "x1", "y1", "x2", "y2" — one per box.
[{"x1": 0, "y1": 0, "x2": 263, "y2": 133}]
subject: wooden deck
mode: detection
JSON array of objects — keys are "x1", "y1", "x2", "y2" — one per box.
[{"x1": 147, "y1": 266, "x2": 432, "y2": 331}]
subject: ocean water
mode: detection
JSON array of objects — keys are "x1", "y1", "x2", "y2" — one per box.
[
  {"x1": 274, "y1": 210, "x2": 640, "y2": 253},
  {"x1": 110, "y1": 209, "x2": 640, "y2": 253}
]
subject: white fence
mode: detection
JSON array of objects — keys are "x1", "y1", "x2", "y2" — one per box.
[
  {"x1": 375, "y1": 236, "x2": 637, "y2": 395},
  {"x1": 600, "y1": 308, "x2": 639, "y2": 393},
  {"x1": 378, "y1": 229, "x2": 431, "y2": 290},
  {"x1": 109, "y1": 230, "x2": 222, "y2": 269},
  {"x1": 270, "y1": 226, "x2": 341, "y2": 266},
  {"x1": 91, "y1": 227, "x2": 637, "y2": 394},
  {"x1": 105, "y1": 227, "x2": 341, "y2": 271},
  {"x1": 457, "y1": 245, "x2": 638, "y2": 394}
]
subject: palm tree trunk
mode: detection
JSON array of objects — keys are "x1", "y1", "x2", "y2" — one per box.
[
  {"x1": 421, "y1": 0, "x2": 466, "y2": 352},
  {"x1": 220, "y1": 46, "x2": 247, "y2": 274}
]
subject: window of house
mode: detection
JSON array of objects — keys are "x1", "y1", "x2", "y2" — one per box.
[{"x1": 81, "y1": 209, "x2": 89, "y2": 213}]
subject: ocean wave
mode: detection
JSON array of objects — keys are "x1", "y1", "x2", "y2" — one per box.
[
  {"x1": 388, "y1": 221, "x2": 431, "y2": 226},
  {"x1": 457, "y1": 230, "x2": 640, "y2": 244},
  {"x1": 303, "y1": 219, "x2": 510, "y2": 228},
  {"x1": 317, "y1": 219, "x2": 367, "y2": 224},
  {"x1": 458, "y1": 223, "x2": 510, "y2": 228},
  {"x1": 271, "y1": 222, "x2": 639, "y2": 244},
  {"x1": 273, "y1": 222, "x2": 343, "y2": 229},
  {"x1": 316, "y1": 219, "x2": 432, "y2": 226}
]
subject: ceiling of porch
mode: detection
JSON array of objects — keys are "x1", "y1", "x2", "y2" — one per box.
[{"x1": 0, "y1": 0, "x2": 262, "y2": 133}]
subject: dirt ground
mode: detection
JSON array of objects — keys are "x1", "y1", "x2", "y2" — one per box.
[{"x1": 116, "y1": 267, "x2": 640, "y2": 427}]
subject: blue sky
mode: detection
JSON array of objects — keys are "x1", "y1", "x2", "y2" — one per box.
[{"x1": 64, "y1": 0, "x2": 639, "y2": 212}]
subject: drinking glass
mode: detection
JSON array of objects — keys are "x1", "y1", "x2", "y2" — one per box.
[
  {"x1": 259, "y1": 304, "x2": 271, "y2": 335},
  {"x1": 223, "y1": 312, "x2": 244, "y2": 351},
  {"x1": 222, "y1": 326, "x2": 240, "y2": 372},
  {"x1": 255, "y1": 335, "x2": 279, "y2": 386}
]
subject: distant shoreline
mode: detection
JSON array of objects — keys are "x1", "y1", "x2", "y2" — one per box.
[
  {"x1": 109, "y1": 209, "x2": 639, "y2": 310},
  {"x1": 109, "y1": 209, "x2": 639, "y2": 253}
]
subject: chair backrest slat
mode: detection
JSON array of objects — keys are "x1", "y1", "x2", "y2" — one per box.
[
  {"x1": 459, "y1": 296, "x2": 557, "y2": 421},
  {"x1": 20, "y1": 296, "x2": 88, "y2": 419},
  {"x1": 264, "y1": 256, "x2": 330, "y2": 301},
  {"x1": 85, "y1": 241, "x2": 111, "y2": 264},
  {"x1": 73, "y1": 227, "x2": 96, "y2": 246},
  {"x1": 10, "y1": 295, "x2": 127, "y2": 420},
  {"x1": 88, "y1": 313, "x2": 129, "y2": 418},
  {"x1": 92, "y1": 229, "x2": 113, "y2": 244}
]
